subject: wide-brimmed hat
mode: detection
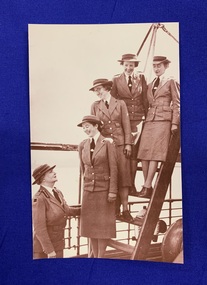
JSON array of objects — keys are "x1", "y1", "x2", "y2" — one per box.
[
  {"x1": 77, "y1": 115, "x2": 103, "y2": 127},
  {"x1": 118, "y1": 53, "x2": 140, "y2": 63},
  {"x1": 89, "y1": 78, "x2": 113, "y2": 91},
  {"x1": 153, "y1": 56, "x2": 171, "y2": 64},
  {"x1": 32, "y1": 164, "x2": 56, "y2": 185}
]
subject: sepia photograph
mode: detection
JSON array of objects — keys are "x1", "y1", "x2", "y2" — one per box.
[{"x1": 29, "y1": 22, "x2": 183, "y2": 262}]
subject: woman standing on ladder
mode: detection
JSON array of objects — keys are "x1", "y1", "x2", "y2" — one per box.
[
  {"x1": 90, "y1": 79, "x2": 134, "y2": 222},
  {"x1": 111, "y1": 53, "x2": 148, "y2": 194},
  {"x1": 137, "y1": 56, "x2": 180, "y2": 198}
]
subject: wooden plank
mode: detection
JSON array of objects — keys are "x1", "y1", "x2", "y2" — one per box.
[
  {"x1": 131, "y1": 128, "x2": 180, "y2": 260},
  {"x1": 108, "y1": 239, "x2": 134, "y2": 254}
]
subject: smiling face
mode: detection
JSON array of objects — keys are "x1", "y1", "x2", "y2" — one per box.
[
  {"x1": 82, "y1": 122, "x2": 98, "y2": 138},
  {"x1": 93, "y1": 85, "x2": 109, "y2": 100},
  {"x1": 153, "y1": 62, "x2": 168, "y2": 77},
  {"x1": 123, "y1": 61, "x2": 136, "y2": 75}
]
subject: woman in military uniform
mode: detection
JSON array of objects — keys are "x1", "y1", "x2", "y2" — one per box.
[
  {"x1": 137, "y1": 56, "x2": 180, "y2": 198},
  {"x1": 111, "y1": 53, "x2": 148, "y2": 194},
  {"x1": 90, "y1": 79, "x2": 134, "y2": 222},
  {"x1": 32, "y1": 164, "x2": 80, "y2": 259},
  {"x1": 78, "y1": 115, "x2": 118, "y2": 258}
]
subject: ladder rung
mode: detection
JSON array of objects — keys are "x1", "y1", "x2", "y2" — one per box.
[{"x1": 108, "y1": 239, "x2": 134, "y2": 254}]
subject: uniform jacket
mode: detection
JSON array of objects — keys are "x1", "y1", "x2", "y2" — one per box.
[
  {"x1": 32, "y1": 186, "x2": 80, "y2": 254},
  {"x1": 111, "y1": 72, "x2": 148, "y2": 131},
  {"x1": 78, "y1": 135, "x2": 118, "y2": 194},
  {"x1": 91, "y1": 96, "x2": 132, "y2": 146},
  {"x1": 146, "y1": 77, "x2": 180, "y2": 125}
]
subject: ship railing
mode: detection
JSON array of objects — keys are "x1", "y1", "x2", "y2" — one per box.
[
  {"x1": 62, "y1": 197, "x2": 182, "y2": 257},
  {"x1": 31, "y1": 142, "x2": 182, "y2": 258}
]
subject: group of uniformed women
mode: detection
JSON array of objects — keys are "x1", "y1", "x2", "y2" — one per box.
[
  {"x1": 32, "y1": 53, "x2": 180, "y2": 259},
  {"x1": 77, "y1": 53, "x2": 180, "y2": 258}
]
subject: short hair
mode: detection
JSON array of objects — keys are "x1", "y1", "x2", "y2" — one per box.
[
  {"x1": 163, "y1": 62, "x2": 170, "y2": 68},
  {"x1": 102, "y1": 84, "x2": 112, "y2": 91},
  {"x1": 36, "y1": 176, "x2": 44, "y2": 185},
  {"x1": 90, "y1": 122, "x2": 103, "y2": 132}
]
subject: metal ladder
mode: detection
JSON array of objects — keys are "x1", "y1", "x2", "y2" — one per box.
[{"x1": 109, "y1": 127, "x2": 181, "y2": 260}]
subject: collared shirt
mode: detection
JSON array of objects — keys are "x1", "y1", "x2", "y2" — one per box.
[
  {"x1": 91, "y1": 131, "x2": 100, "y2": 145},
  {"x1": 153, "y1": 74, "x2": 165, "y2": 86},
  {"x1": 124, "y1": 72, "x2": 134, "y2": 83},
  {"x1": 104, "y1": 93, "x2": 111, "y2": 105},
  {"x1": 41, "y1": 185, "x2": 54, "y2": 196}
]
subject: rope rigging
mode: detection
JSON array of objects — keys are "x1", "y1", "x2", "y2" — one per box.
[{"x1": 136, "y1": 23, "x2": 179, "y2": 74}]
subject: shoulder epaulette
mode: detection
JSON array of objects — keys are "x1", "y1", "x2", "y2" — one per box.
[
  {"x1": 80, "y1": 139, "x2": 88, "y2": 146},
  {"x1": 93, "y1": 100, "x2": 101, "y2": 104},
  {"x1": 135, "y1": 70, "x2": 144, "y2": 75},
  {"x1": 166, "y1": 76, "x2": 179, "y2": 82},
  {"x1": 114, "y1": 73, "x2": 121, "y2": 77},
  {"x1": 40, "y1": 188, "x2": 50, "y2": 198},
  {"x1": 134, "y1": 71, "x2": 145, "y2": 78}
]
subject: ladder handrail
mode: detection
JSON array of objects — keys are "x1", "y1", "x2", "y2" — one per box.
[{"x1": 131, "y1": 127, "x2": 181, "y2": 260}]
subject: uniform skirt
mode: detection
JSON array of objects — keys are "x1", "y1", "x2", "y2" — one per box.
[
  {"x1": 116, "y1": 145, "x2": 132, "y2": 188},
  {"x1": 137, "y1": 121, "x2": 171, "y2": 162},
  {"x1": 80, "y1": 190, "x2": 116, "y2": 239}
]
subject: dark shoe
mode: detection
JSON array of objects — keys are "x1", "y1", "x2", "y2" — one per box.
[
  {"x1": 122, "y1": 210, "x2": 134, "y2": 223},
  {"x1": 138, "y1": 186, "x2": 153, "y2": 199},
  {"x1": 129, "y1": 185, "x2": 139, "y2": 195}
]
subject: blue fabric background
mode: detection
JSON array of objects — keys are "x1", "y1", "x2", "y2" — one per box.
[{"x1": 0, "y1": 0, "x2": 207, "y2": 284}]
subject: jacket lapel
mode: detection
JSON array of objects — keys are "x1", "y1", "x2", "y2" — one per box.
[
  {"x1": 98, "y1": 100, "x2": 110, "y2": 118},
  {"x1": 40, "y1": 186, "x2": 64, "y2": 209},
  {"x1": 84, "y1": 139, "x2": 92, "y2": 165},
  {"x1": 148, "y1": 81, "x2": 154, "y2": 98},
  {"x1": 108, "y1": 96, "x2": 118, "y2": 115},
  {"x1": 131, "y1": 74, "x2": 140, "y2": 95},
  {"x1": 154, "y1": 76, "x2": 168, "y2": 96},
  {"x1": 92, "y1": 135, "x2": 105, "y2": 161},
  {"x1": 117, "y1": 73, "x2": 131, "y2": 96}
]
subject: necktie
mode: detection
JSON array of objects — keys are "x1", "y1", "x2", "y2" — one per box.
[
  {"x1": 52, "y1": 188, "x2": 61, "y2": 204},
  {"x1": 105, "y1": 100, "x2": 109, "y2": 109},
  {"x1": 90, "y1": 138, "x2": 95, "y2": 161},
  {"x1": 128, "y1": 75, "x2": 132, "y2": 92},
  {"x1": 152, "y1": 77, "x2": 160, "y2": 94}
]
